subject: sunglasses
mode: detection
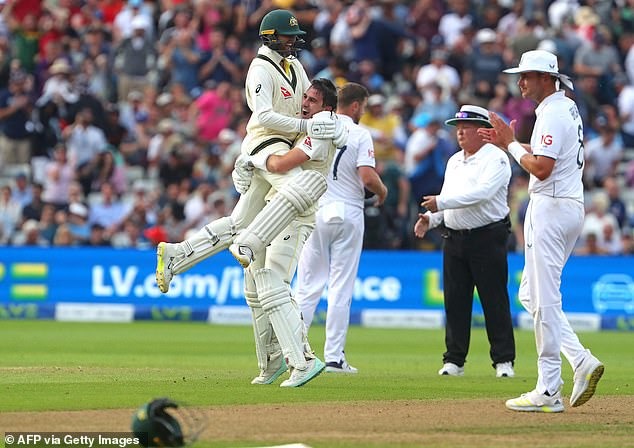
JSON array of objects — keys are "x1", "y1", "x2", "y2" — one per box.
[{"x1": 454, "y1": 111, "x2": 488, "y2": 120}]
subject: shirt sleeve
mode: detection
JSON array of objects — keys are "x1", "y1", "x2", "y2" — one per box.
[
  {"x1": 531, "y1": 106, "x2": 567, "y2": 159},
  {"x1": 296, "y1": 111, "x2": 333, "y2": 160},
  {"x1": 437, "y1": 152, "x2": 511, "y2": 210},
  {"x1": 247, "y1": 64, "x2": 304, "y2": 133},
  {"x1": 356, "y1": 128, "x2": 376, "y2": 168}
]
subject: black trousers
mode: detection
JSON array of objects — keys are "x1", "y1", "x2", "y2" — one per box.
[{"x1": 441, "y1": 220, "x2": 516, "y2": 368}]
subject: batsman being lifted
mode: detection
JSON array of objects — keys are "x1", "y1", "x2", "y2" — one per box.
[{"x1": 155, "y1": 9, "x2": 347, "y2": 387}]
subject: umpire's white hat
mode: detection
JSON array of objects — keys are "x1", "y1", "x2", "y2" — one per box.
[
  {"x1": 503, "y1": 50, "x2": 574, "y2": 90},
  {"x1": 445, "y1": 105, "x2": 492, "y2": 128}
]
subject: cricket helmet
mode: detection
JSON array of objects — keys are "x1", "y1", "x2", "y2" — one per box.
[
  {"x1": 131, "y1": 398, "x2": 184, "y2": 447},
  {"x1": 259, "y1": 9, "x2": 305, "y2": 58}
]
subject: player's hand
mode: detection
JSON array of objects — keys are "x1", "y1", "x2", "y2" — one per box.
[
  {"x1": 303, "y1": 116, "x2": 336, "y2": 139},
  {"x1": 231, "y1": 154, "x2": 254, "y2": 194},
  {"x1": 414, "y1": 213, "x2": 430, "y2": 238},
  {"x1": 477, "y1": 112, "x2": 517, "y2": 148},
  {"x1": 332, "y1": 118, "x2": 348, "y2": 148},
  {"x1": 421, "y1": 195, "x2": 438, "y2": 213}
]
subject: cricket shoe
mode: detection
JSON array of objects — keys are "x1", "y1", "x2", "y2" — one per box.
[
  {"x1": 570, "y1": 352, "x2": 604, "y2": 407},
  {"x1": 156, "y1": 242, "x2": 178, "y2": 293},
  {"x1": 280, "y1": 358, "x2": 325, "y2": 387},
  {"x1": 495, "y1": 361, "x2": 515, "y2": 378},
  {"x1": 505, "y1": 389, "x2": 564, "y2": 413},
  {"x1": 229, "y1": 243, "x2": 254, "y2": 268},
  {"x1": 438, "y1": 362, "x2": 464, "y2": 376},
  {"x1": 325, "y1": 359, "x2": 358, "y2": 374},
  {"x1": 251, "y1": 351, "x2": 288, "y2": 385}
]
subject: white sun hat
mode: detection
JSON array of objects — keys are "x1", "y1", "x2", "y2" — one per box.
[
  {"x1": 445, "y1": 105, "x2": 492, "y2": 128},
  {"x1": 503, "y1": 50, "x2": 573, "y2": 90}
]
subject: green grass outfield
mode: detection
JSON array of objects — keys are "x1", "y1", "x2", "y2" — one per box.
[
  {"x1": 1, "y1": 321, "x2": 632, "y2": 411},
  {"x1": 1, "y1": 321, "x2": 633, "y2": 447}
]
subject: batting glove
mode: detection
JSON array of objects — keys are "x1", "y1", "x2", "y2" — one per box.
[
  {"x1": 231, "y1": 154, "x2": 254, "y2": 194},
  {"x1": 300, "y1": 115, "x2": 336, "y2": 139},
  {"x1": 332, "y1": 118, "x2": 349, "y2": 148}
]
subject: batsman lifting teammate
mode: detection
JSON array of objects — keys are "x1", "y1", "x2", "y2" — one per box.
[{"x1": 155, "y1": 10, "x2": 346, "y2": 387}]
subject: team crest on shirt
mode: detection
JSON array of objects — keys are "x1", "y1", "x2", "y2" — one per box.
[
  {"x1": 280, "y1": 86, "x2": 292, "y2": 98},
  {"x1": 540, "y1": 134, "x2": 553, "y2": 145},
  {"x1": 304, "y1": 136, "x2": 312, "y2": 148}
]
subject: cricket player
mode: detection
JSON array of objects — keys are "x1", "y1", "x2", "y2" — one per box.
[
  {"x1": 231, "y1": 78, "x2": 344, "y2": 387},
  {"x1": 478, "y1": 50, "x2": 604, "y2": 412},
  {"x1": 293, "y1": 83, "x2": 387, "y2": 374}
]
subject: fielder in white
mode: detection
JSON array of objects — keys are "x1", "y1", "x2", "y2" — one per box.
[
  {"x1": 294, "y1": 82, "x2": 387, "y2": 374},
  {"x1": 479, "y1": 50, "x2": 604, "y2": 413}
]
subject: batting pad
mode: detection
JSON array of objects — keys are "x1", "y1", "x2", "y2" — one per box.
[
  {"x1": 172, "y1": 217, "x2": 236, "y2": 274},
  {"x1": 244, "y1": 270, "x2": 278, "y2": 371},
  {"x1": 254, "y1": 268, "x2": 307, "y2": 370},
  {"x1": 234, "y1": 170, "x2": 327, "y2": 256}
]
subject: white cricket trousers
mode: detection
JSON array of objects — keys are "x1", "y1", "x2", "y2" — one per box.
[
  {"x1": 520, "y1": 194, "x2": 589, "y2": 395},
  {"x1": 296, "y1": 202, "x2": 364, "y2": 364}
]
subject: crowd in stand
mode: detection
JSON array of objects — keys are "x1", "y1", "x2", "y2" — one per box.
[{"x1": 0, "y1": 0, "x2": 633, "y2": 255}]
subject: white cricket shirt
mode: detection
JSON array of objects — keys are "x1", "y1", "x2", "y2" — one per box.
[
  {"x1": 529, "y1": 90, "x2": 585, "y2": 202},
  {"x1": 429, "y1": 143, "x2": 511, "y2": 230},
  {"x1": 318, "y1": 114, "x2": 376, "y2": 209},
  {"x1": 242, "y1": 46, "x2": 312, "y2": 153}
]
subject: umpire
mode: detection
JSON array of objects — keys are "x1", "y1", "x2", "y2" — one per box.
[{"x1": 414, "y1": 105, "x2": 516, "y2": 378}]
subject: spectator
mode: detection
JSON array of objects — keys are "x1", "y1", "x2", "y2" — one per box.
[
  {"x1": 0, "y1": 69, "x2": 34, "y2": 168},
  {"x1": 198, "y1": 29, "x2": 242, "y2": 86},
  {"x1": 573, "y1": 27, "x2": 623, "y2": 104},
  {"x1": 412, "y1": 82, "x2": 457, "y2": 130},
  {"x1": 364, "y1": 158, "x2": 410, "y2": 249},
  {"x1": 461, "y1": 28, "x2": 505, "y2": 107},
  {"x1": 63, "y1": 106, "x2": 109, "y2": 196},
  {"x1": 113, "y1": 0, "x2": 154, "y2": 44},
  {"x1": 616, "y1": 73, "x2": 634, "y2": 148},
  {"x1": 359, "y1": 93, "x2": 406, "y2": 163},
  {"x1": 85, "y1": 222, "x2": 111, "y2": 247},
  {"x1": 21, "y1": 182, "x2": 45, "y2": 223},
  {"x1": 188, "y1": 80, "x2": 232, "y2": 143},
  {"x1": 162, "y1": 25, "x2": 202, "y2": 97},
  {"x1": 37, "y1": 203, "x2": 57, "y2": 243},
  {"x1": 574, "y1": 232, "x2": 607, "y2": 255},
  {"x1": 583, "y1": 112, "x2": 623, "y2": 188},
  {"x1": 88, "y1": 181, "x2": 130, "y2": 238},
  {"x1": 0, "y1": 184, "x2": 21, "y2": 244},
  {"x1": 11, "y1": 172, "x2": 32, "y2": 208},
  {"x1": 405, "y1": 114, "x2": 453, "y2": 205},
  {"x1": 113, "y1": 15, "x2": 156, "y2": 103},
  {"x1": 41, "y1": 143, "x2": 74, "y2": 209},
  {"x1": 67, "y1": 201, "x2": 91, "y2": 244},
  {"x1": 111, "y1": 217, "x2": 149, "y2": 248},
  {"x1": 437, "y1": 0, "x2": 473, "y2": 50},
  {"x1": 36, "y1": 58, "x2": 79, "y2": 111},
  {"x1": 52, "y1": 223, "x2": 74, "y2": 246},
  {"x1": 415, "y1": 49, "x2": 461, "y2": 105},
  {"x1": 12, "y1": 218, "x2": 48, "y2": 247},
  {"x1": 603, "y1": 176, "x2": 628, "y2": 231},
  {"x1": 582, "y1": 191, "x2": 622, "y2": 254}
]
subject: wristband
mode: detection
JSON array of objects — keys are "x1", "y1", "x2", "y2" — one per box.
[{"x1": 507, "y1": 141, "x2": 527, "y2": 164}]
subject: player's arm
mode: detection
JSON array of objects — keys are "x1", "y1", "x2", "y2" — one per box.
[
  {"x1": 359, "y1": 166, "x2": 387, "y2": 205},
  {"x1": 266, "y1": 147, "x2": 309, "y2": 173},
  {"x1": 248, "y1": 66, "x2": 335, "y2": 138}
]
